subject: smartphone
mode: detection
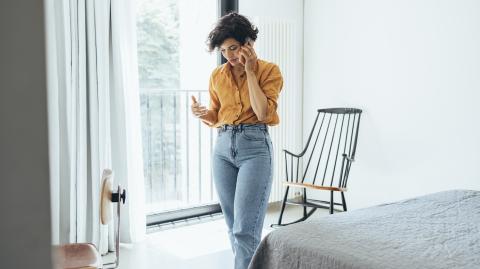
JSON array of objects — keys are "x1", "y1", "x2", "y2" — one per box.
[{"x1": 240, "y1": 38, "x2": 252, "y2": 65}]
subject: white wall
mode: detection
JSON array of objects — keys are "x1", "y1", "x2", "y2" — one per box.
[
  {"x1": 0, "y1": 0, "x2": 52, "y2": 268},
  {"x1": 304, "y1": 0, "x2": 480, "y2": 209},
  {"x1": 240, "y1": 0, "x2": 304, "y2": 85}
]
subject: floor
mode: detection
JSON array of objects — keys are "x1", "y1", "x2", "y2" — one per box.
[{"x1": 104, "y1": 203, "x2": 329, "y2": 269}]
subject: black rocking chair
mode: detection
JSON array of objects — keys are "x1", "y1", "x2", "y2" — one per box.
[{"x1": 273, "y1": 108, "x2": 362, "y2": 227}]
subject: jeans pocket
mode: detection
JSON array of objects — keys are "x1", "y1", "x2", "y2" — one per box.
[{"x1": 242, "y1": 129, "x2": 265, "y2": 141}]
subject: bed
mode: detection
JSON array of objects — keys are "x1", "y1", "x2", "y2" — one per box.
[{"x1": 249, "y1": 189, "x2": 480, "y2": 269}]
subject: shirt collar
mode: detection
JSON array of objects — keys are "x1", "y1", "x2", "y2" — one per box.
[{"x1": 220, "y1": 62, "x2": 230, "y2": 74}]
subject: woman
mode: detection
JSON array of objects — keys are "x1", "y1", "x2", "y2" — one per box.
[{"x1": 191, "y1": 12, "x2": 283, "y2": 269}]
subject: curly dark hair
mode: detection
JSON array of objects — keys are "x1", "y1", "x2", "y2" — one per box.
[{"x1": 206, "y1": 12, "x2": 258, "y2": 52}]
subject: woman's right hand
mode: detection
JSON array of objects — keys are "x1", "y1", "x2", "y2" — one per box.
[{"x1": 191, "y1": 96, "x2": 209, "y2": 119}]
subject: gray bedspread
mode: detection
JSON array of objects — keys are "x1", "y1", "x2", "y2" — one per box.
[{"x1": 249, "y1": 190, "x2": 480, "y2": 269}]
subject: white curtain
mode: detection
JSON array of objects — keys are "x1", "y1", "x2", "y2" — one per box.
[
  {"x1": 110, "y1": 0, "x2": 147, "y2": 243},
  {"x1": 45, "y1": 0, "x2": 146, "y2": 253}
]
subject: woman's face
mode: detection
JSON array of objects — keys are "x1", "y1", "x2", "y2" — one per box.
[{"x1": 219, "y1": 38, "x2": 242, "y2": 66}]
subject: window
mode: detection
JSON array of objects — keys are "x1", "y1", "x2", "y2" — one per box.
[{"x1": 136, "y1": 0, "x2": 220, "y2": 219}]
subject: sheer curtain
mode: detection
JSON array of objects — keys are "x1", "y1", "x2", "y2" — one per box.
[
  {"x1": 110, "y1": 0, "x2": 146, "y2": 243},
  {"x1": 46, "y1": 0, "x2": 145, "y2": 253}
]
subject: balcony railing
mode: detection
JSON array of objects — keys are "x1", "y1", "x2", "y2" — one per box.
[{"x1": 140, "y1": 89, "x2": 218, "y2": 216}]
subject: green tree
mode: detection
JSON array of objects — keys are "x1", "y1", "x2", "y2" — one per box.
[{"x1": 137, "y1": 0, "x2": 179, "y2": 89}]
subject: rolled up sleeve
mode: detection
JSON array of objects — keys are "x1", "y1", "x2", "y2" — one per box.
[
  {"x1": 261, "y1": 65, "x2": 283, "y2": 122},
  {"x1": 202, "y1": 74, "x2": 220, "y2": 127}
]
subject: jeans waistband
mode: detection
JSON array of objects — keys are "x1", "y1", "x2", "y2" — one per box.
[{"x1": 219, "y1": 123, "x2": 268, "y2": 132}]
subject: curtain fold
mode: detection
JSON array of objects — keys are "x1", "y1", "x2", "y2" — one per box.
[
  {"x1": 110, "y1": 0, "x2": 147, "y2": 243},
  {"x1": 46, "y1": 0, "x2": 145, "y2": 253}
]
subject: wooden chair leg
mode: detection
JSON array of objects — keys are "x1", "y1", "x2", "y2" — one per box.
[
  {"x1": 329, "y1": 191, "x2": 334, "y2": 214},
  {"x1": 341, "y1": 192, "x2": 347, "y2": 211}
]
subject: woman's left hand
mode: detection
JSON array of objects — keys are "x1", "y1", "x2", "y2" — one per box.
[{"x1": 240, "y1": 41, "x2": 257, "y2": 73}]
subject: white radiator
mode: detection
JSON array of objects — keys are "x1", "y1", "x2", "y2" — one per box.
[{"x1": 253, "y1": 18, "x2": 303, "y2": 203}]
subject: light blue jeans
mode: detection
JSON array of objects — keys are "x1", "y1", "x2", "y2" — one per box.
[{"x1": 212, "y1": 123, "x2": 273, "y2": 269}]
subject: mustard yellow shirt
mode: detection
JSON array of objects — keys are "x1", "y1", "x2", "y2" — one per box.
[{"x1": 204, "y1": 59, "x2": 283, "y2": 128}]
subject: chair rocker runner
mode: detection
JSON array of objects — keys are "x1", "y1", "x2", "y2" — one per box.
[{"x1": 273, "y1": 108, "x2": 362, "y2": 227}]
